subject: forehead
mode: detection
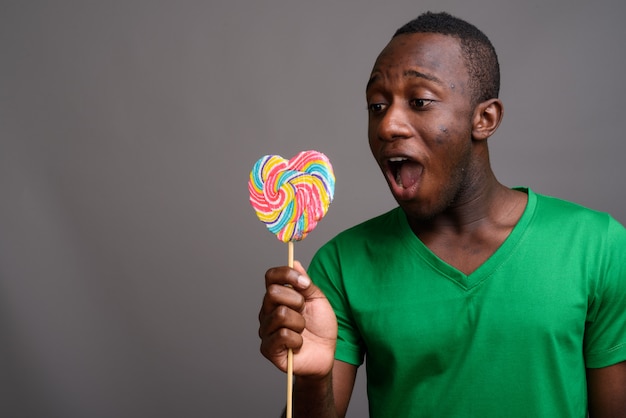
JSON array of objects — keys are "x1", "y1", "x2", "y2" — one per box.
[{"x1": 369, "y1": 32, "x2": 467, "y2": 87}]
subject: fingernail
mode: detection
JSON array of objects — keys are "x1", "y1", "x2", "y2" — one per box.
[{"x1": 297, "y1": 274, "x2": 311, "y2": 288}]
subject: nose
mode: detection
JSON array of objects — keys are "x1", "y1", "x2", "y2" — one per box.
[{"x1": 375, "y1": 103, "x2": 412, "y2": 142}]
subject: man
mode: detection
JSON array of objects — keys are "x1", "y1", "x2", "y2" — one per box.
[{"x1": 258, "y1": 12, "x2": 626, "y2": 417}]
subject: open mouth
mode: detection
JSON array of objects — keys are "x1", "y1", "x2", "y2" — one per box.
[
  {"x1": 389, "y1": 157, "x2": 408, "y2": 186},
  {"x1": 387, "y1": 157, "x2": 422, "y2": 189}
]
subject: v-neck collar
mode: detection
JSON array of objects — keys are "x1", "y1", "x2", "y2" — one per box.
[{"x1": 396, "y1": 187, "x2": 536, "y2": 290}]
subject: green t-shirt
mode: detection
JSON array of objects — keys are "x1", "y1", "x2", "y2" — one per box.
[{"x1": 308, "y1": 188, "x2": 626, "y2": 417}]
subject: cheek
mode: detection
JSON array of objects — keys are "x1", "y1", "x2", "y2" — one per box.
[
  {"x1": 429, "y1": 126, "x2": 472, "y2": 174},
  {"x1": 434, "y1": 125, "x2": 449, "y2": 145}
]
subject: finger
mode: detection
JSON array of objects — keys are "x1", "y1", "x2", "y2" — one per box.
[
  {"x1": 265, "y1": 265, "x2": 311, "y2": 290},
  {"x1": 290, "y1": 262, "x2": 328, "y2": 302},
  {"x1": 292, "y1": 260, "x2": 307, "y2": 276},
  {"x1": 265, "y1": 262, "x2": 328, "y2": 305},
  {"x1": 259, "y1": 283, "x2": 305, "y2": 317},
  {"x1": 260, "y1": 328, "x2": 304, "y2": 366},
  {"x1": 259, "y1": 304, "x2": 306, "y2": 339}
]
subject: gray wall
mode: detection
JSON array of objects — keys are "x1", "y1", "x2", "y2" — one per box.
[{"x1": 1, "y1": 1, "x2": 624, "y2": 416}]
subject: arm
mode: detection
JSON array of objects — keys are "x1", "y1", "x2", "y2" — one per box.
[
  {"x1": 260, "y1": 261, "x2": 348, "y2": 417},
  {"x1": 290, "y1": 360, "x2": 357, "y2": 418},
  {"x1": 587, "y1": 361, "x2": 626, "y2": 418}
]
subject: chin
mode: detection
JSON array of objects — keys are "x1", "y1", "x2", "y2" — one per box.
[
  {"x1": 395, "y1": 188, "x2": 458, "y2": 223},
  {"x1": 393, "y1": 197, "x2": 437, "y2": 222}
]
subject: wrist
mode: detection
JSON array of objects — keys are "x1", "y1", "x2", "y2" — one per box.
[
  {"x1": 296, "y1": 369, "x2": 333, "y2": 387},
  {"x1": 293, "y1": 371, "x2": 337, "y2": 417}
]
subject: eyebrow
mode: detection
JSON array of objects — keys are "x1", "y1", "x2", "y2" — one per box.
[
  {"x1": 404, "y1": 69, "x2": 442, "y2": 84},
  {"x1": 366, "y1": 69, "x2": 443, "y2": 91}
]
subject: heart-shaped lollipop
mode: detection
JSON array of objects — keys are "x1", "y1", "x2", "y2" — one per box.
[
  {"x1": 248, "y1": 150, "x2": 335, "y2": 418},
  {"x1": 249, "y1": 150, "x2": 335, "y2": 242}
]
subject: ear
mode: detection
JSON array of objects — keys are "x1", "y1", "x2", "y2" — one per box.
[{"x1": 472, "y1": 98, "x2": 503, "y2": 141}]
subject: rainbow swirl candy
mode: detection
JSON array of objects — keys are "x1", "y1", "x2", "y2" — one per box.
[{"x1": 249, "y1": 151, "x2": 335, "y2": 242}]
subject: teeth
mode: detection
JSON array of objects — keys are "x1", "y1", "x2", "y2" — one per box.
[{"x1": 388, "y1": 157, "x2": 406, "y2": 187}]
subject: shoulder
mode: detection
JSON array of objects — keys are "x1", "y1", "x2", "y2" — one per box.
[
  {"x1": 323, "y1": 207, "x2": 402, "y2": 246},
  {"x1": 533, "y1": 190, "x2": 606, "y2": 218},
  {"x1": 308, "y1": 207, "x2": 403, "y2": 272},
  {"x1": 531, "y1": 189, "x2": 623, "y2": 233},
  {"x1": 529, "y1": 189, "x2": 626, "y2": 275}
]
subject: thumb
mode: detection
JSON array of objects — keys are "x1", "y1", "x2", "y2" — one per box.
[
  {"x1": 292, "y1": 260, "x2": 307, "y2": 276},
  {"x1": 292, "y1": 260, "x2": 326, "y2": 300}
]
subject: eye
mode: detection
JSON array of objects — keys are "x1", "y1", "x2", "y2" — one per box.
[
  {"x1": 367, "y1": 103, "x2": 387, "y2": 114},
  {"x1": 410, "y1": 98, "x2": 434, "y2": 109}
]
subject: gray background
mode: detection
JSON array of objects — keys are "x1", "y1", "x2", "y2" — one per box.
[{"x1": 1, "y1": 0, "x2": 625, "y2": 417}]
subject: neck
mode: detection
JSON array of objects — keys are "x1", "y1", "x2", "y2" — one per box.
[
  {"x1": 407, "y1": 177, "x2": 528, "y2": 276},
  {"x1": 408, "y1": 171, "x2": 519, "y2": 237}
]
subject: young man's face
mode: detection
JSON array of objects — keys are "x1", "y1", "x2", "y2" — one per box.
[{"x1": 366, "y1": 32, "x2": 478, "y2": 220}]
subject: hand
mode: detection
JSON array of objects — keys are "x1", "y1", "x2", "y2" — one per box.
[{"x1": 259, "y1": 261, "x2": 337, "y2": 379}]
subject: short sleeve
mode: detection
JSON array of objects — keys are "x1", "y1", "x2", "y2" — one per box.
[
  {"x1": 308, "y1": 241, "x2": 365, "y2": 367},
  {"x1": 584, "y1": 215, "x2": 626, "y2": 368}
]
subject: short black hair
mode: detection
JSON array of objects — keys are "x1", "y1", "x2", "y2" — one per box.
[{"x1": 394, "y1": 12, "x2": 500, "y2": 105}]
